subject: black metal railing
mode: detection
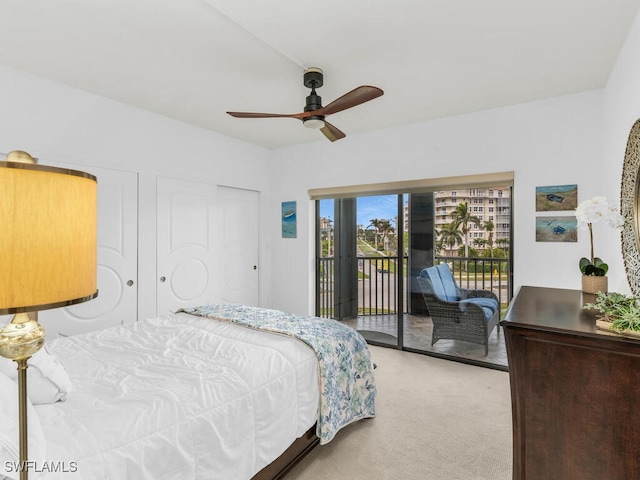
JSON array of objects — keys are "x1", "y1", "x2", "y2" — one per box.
[
  {"x1": 357, "y1": 256, "x2": 404, "y2": 316},
  {"x1": 317, "y1": 255, "x2": 511, "y2": 318},
  {"x1": 317, "y1": 257, "x2": 335, "y2": 318},
  {"x1": 434, "y1": 256, "x2": 511, "y2": 313}
]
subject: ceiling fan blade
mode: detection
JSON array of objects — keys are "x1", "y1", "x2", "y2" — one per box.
[
  {"x1": 318, "y1": 86, "x2": 384, "y2": 116},
  {"x1": 227, "y1": 111, "x2": 305, "y2": 119},
  {"x1": 320, "y1": 121, "x2": 346, "y2": 142}
]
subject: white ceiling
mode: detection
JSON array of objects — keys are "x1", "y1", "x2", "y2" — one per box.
[{"x1": 0, "y1": 0, "x2": 638, "y2": 149}]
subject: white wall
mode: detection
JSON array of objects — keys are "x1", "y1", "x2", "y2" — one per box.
[
  {"x1": 0, "y1": 65, "x2": 272, "y2": 321},
  {"x1": 270, "y1": 91, "x2": 605, "y2": 315}
]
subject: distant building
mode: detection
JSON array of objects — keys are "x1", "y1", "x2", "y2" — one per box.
[
  {"x1": 321, "y1": 189, "x2": 510, "y2": 257},
  {"x1": 434, "y1": 187, "x2": 510, "y2": 253},
  {"x1": 319, "y1": 216, "x2": 332, "y2": 237}
]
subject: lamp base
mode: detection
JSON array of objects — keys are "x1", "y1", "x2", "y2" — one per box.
[
  {"x1": 0, "y1": 313, "x2": 45, "y2": 480},
  {"x1": 0, "y1": 313, "x2": 45, "y2": 361}
]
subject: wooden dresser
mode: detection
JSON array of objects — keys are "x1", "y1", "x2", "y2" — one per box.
[{"x1": 502, "y1": 286, "x2": 640, "y2": 480}]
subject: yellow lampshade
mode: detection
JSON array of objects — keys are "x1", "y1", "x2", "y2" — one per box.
[{"x1": 0, "y1": 161, "x2": 98, "y2": 314}]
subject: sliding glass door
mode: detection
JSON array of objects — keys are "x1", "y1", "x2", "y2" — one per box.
[
  {"x1": 317, "y1": 194, "x2": 406, "y2": 347},
  {"x1": 315, "y1": 181, "x2": 513, "y2": 368}
]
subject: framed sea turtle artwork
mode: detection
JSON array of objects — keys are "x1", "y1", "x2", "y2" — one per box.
[
  {"x1": 535, "y1": 215, "x2": 578, "y2": 242},
  {"x1": 282, "y1": 201, "x2": 297, "y2": 238},
  {"x1": 535, "y1": 184, "x2": 578, "y2": 212}
]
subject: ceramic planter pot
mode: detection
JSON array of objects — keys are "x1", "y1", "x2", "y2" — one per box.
[{"x1": 582, "y1": 275, "x2": 608, "y2": 295}]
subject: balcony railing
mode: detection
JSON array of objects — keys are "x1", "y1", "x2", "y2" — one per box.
[
  {"x1": 433, "y1": 256, "x2": 511, "y2": 314},
  {"x1": 317, "y1": 255, "x2": 511, "y2": 318},
  {"x1": 357, "y1": 256, "x2": 403, "y2": 315}
]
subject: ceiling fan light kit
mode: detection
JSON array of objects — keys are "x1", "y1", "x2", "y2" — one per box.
[
  {"x1": 303, "y1": 118, "x2": 325, "y2": 129},
  {"x1": 227, "y1": 67, "x2": 383, "y2": 142}
]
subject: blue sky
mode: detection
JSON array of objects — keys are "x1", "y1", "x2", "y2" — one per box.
[{"x1": 319, "y1": 194, "x2": 407, "y2": 226}]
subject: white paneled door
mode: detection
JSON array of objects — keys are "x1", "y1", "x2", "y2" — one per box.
[
  {"x1": 217, "y1": 186, "x2": 260, "y2": 306},
  {"x1": 40, "y1": 166, "x2": 139, "y2": 338},
  {"x1": 156, "y1": 177, "x2": 218, "y2": 315}
]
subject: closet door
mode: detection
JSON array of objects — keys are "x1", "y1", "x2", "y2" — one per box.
[
  {"x1": 39, "y1": 166, "x2": 139, "y2": 338},
  {"x1": 217, "y1": 186, "x2": 260, "y2": 306},
  {"x1": 156, "y1": 177, "x2": 217, "y2": 315}
]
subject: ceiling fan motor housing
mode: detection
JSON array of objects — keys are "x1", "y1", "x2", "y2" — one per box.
[
  {"x1": 303, "y1": 98, "x2": 325, "y2": 127},
  {"x1": 303, "y1": 67, "x2": 325, "y2": 127},
  {"x1": 304, "y1": 92, "x2": 323, "y2": 113}
]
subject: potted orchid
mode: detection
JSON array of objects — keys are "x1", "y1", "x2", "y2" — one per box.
[{"x1": 576, "y1": 196, "x2": 624, "y2": 293}]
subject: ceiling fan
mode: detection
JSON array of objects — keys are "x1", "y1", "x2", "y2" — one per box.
[{"x1": 227, "y1": 67, "x2": 383, "y2": 142}]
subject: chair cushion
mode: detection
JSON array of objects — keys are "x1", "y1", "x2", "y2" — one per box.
[
  {"x1": 460, "y1": 298, "x2": 498, "y2": 320},
  {"x1": 420, "y1": 268, "x2": 446, "y2": 300},
  {"x1": 460, "y1": 297, "x2": 499, "y2": 313},
  {"x1": 420, "y1": 264, "x2": 458, "y2": 301},
  {"x1": 461, "y1": 303, "x2": 494, "y2": 320},
  {"x1": 435, "y1": 264, "x2": 459, "y2": 301}
]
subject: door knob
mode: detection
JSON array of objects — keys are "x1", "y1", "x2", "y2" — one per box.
[
  {"x1": 160, "y1": 276, "x2": 166, "y2": 283},
  {"x1": 253, "y1": 265, "x2": 257, "y2": 270},
  {"x1": 127, "y1": 280, "x2": 134, "y2": 286}
]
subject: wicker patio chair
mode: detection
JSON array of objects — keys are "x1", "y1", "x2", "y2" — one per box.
[{"x1": 417, "y1": 264, "x2": 500, "y2": 356}]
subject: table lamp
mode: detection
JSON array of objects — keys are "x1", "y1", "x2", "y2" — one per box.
[{"x1": 0, "y1": 151, "x2": 98, "y2": 480}]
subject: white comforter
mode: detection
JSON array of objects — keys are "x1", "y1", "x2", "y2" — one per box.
[{"x1": 33, "y1": 313, "x2": 319, "y2": 480}]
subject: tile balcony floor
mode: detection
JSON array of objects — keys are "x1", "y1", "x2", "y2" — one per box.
[{"x1": 341, "y1": 314, "x2": 508, "y2": 370}]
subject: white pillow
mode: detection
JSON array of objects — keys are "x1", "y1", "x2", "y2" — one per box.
[
  {"x1": 0, "y1": 346, "x2": 72, "y2": 405},
  {"x1": 0, "y1": 372, "x2": 47, "y2": 480}
]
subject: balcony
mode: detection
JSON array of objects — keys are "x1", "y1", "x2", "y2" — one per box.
[{"x1": 317, "y1": 255, "x2": 511, "y2": 368}]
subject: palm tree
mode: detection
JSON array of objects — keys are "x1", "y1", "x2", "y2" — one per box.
[
  {"x1": 496, "y1": 238, "x2": 510, "y2": 256},
  {"x1": 472, "y1": 238, "x2": 486, "y2": 249},
  {"x1": 437, "y1": 222, "x2": 463, "y2": 256},
  {"x1": 483, "y1": 220, "x2": 495, "y2": 256},
  {"x1": 453, "y1": 202, "x2": 481, "y2": 258},
  {"x1": 368, "y1": 218, "x2": 382, "y2": 250},
  {"x1": 367, "y1": 218, "x2": 394, "y2": 251},
  {"x1": 377, "y1": 219, "x2": 394, "y2": 252}
]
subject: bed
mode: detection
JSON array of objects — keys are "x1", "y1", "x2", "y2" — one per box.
[{"x1": 0, "y1": 305, "x2": 376, "y2": 480}]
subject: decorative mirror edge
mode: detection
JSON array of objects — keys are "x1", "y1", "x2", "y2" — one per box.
[{"x1": 621, "y1": 118, "x2": 640, "y2": 297}]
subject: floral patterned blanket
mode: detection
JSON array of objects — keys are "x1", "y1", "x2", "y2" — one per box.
[{"x1": 178, "y1": 304, "x2": 376, "y2": 444}]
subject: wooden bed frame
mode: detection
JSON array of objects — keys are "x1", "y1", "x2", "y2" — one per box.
[{"x1": 252, "y1": 426, "x2": 319, "y2": 480}]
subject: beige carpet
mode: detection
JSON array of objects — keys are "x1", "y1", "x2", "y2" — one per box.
[{"x1": 287, "y1": 346, "x2": 513, "y2": 480}]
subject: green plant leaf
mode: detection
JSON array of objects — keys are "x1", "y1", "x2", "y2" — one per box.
[
  {"x1": 583, "y1": 291, "x2": 640, "y2": 331},
  {"x1": 579, "y1": 257, "x2": 591, "y2": 274},
  {"x1": 584, "y1": 264, "x2": 598, "y2": 275},
  {"x1": 579, "y1": 257, "x2": 608, "y2": 276}
]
